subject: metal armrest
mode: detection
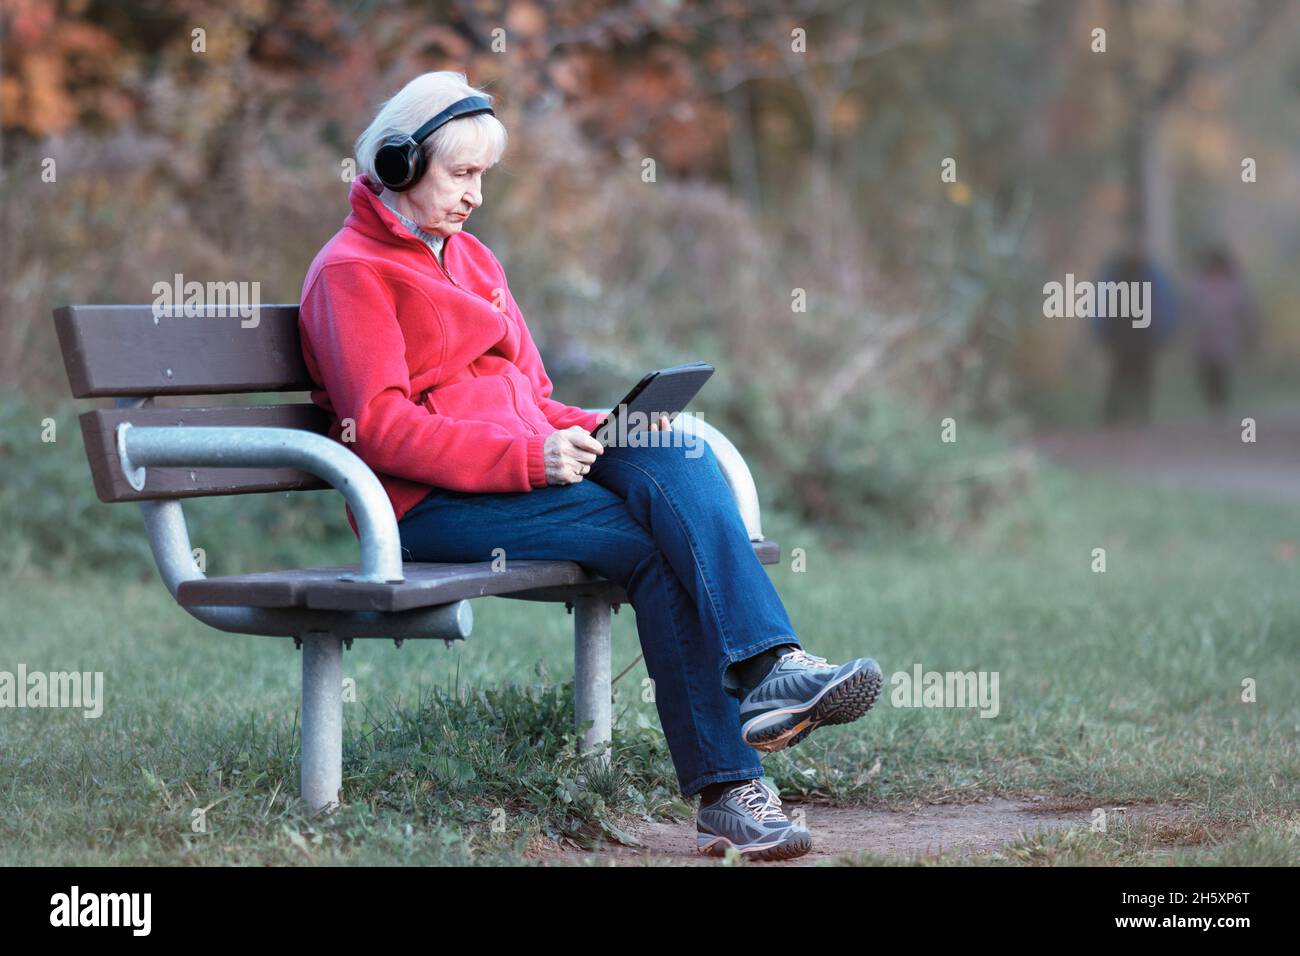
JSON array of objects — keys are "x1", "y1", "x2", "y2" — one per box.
[
  {"x1": 116, "y1": 423, "x2": 403, "y2": 584},
  {"x1": 582, "y1": 408, "x2": 766, "y2": 541}
]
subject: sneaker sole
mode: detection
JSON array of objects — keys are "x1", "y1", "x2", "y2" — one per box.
[
  {"x1": 742, "y1": 660, "x2": 883, "y2": 753},
  {"x1": 696, "y1": 829, "x2": 812, "y2": 861}
]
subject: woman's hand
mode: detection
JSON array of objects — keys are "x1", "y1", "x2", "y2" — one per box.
[
  {"x1": 544, "y1": 426, "x2": 605, "y2": 485},
  {"x1": 648, "y1": 413, "x2": 672, "y2": 433}
]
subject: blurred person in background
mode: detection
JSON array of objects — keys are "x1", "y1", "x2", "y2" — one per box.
[
  {"x1": 1093, "y1": 245, "x2": 1179, "y2": 426},
  {"x1": 1185, "y1": 245, "x2": 1259, "y2": 415}
]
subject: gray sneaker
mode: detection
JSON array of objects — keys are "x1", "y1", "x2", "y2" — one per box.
[
  {"x1": 696, "y1": 779, "x2": 811, "y2": 860},
  {"x1": 739, "y1": 648, "x2": 883, "y2": 752}
]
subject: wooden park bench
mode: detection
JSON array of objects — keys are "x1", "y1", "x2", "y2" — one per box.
[{"x1": 53, "y1": 304, "x2": 780, "y2": 811}]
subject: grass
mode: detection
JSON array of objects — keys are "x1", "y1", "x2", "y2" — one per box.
[{"x1": 1, "y1": 456, "x2": 1297, "y2": 865}]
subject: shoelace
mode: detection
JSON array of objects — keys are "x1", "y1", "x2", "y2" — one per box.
[
  {"x1": 781, "y1": 648, "x2": 835, "y2": 669},
  {"x1": 728, "y1": 780, "x2": 786, "y2": 822}
]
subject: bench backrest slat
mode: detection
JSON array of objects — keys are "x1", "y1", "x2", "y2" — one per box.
[
  {"x1": 80, "y1": 404, "x2": 331, "y2": 502},
  {"x1": 54, "y1": 304, "x2": 312, "y2": 397}
]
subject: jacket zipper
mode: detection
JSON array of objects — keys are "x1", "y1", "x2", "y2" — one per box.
[
  {"x1": 378, "y1": 192, "x2": 461, "y2": 286},
  {"x1": 397, "y1": 227, "x2": 459, "y2": 288},
  {"x1": 413, "y1": 237, "x2": 461, "y2": 409},
  {"x1": 428, "y1": 242, "x2": 459, "y2": 287},
  {"x1": 392, "y1": 221, "x2": 532, "y2": 433},
  {"x1": 436, "y1": 247, "x2": 460, "y2": 287}
]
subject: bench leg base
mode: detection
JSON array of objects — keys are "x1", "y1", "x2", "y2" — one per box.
[
  {"x1": 572, "y1": 597, "x2": 613, "y2": 766},
  {"x1": 300, "y1": 631, "x2": 343, "y2": 811},
  {"x1": 296, "y1": 603, "x2": 612, "y2": 808}
]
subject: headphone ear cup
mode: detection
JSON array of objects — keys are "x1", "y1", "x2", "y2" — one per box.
[
  {"x1": 374, "y1": 135, "x2": 420, "y2": 191},
  {"x1": 404, "y1": 142, "x2": 427, "y2": 190}
]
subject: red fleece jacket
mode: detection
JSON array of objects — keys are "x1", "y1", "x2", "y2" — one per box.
[{"x1": 299, "y1": 174, "x2": 604, "y2": 531}]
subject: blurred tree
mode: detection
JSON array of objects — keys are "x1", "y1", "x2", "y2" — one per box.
[{"x1": 1093, "y1": 0, "x2": 1286, "y2": 260}]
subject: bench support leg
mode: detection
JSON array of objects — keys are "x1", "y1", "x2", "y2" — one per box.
[
  {"x1": 572, "y1": 597, "x2": 612, "y2": 766},
  {"x1": 300, "y1": 631, "x2": 343, "y2": 811}
]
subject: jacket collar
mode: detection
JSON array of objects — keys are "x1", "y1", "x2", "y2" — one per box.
[{"x1": 345, "y1": 173, "x2": 454, "y2": 255}]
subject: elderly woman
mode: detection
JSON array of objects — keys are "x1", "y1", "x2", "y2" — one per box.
[{"x1": 299, "y1": 72, "x2": 882, "y2": 861}]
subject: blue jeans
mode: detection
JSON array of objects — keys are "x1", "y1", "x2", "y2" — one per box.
[{"x1": 396, "y1": 436, "x2": 802, "y2": 797}]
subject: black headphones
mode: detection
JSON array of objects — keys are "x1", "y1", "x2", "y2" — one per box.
[{"x1": 373, "y1": 95, "x2": 496, "y2": 192}]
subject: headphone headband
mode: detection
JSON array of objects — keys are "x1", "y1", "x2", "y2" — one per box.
[{"x1": 408, "y1": 95, "x2": 495, "y2": 147}]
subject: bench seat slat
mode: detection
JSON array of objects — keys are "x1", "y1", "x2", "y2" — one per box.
[
  {"x1": 177, "y1": 560, "x2": 601, "y2": 612},
  {"x1": 176, "y1": 541, "x2": 781, "y2": 612}
]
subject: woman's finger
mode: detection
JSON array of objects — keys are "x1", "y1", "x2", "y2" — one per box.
[{"x1": 569, "y1": 427, "x2": 605, "y2": 456}]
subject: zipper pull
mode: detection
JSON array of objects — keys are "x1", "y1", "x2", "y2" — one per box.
[
  {"x1": 440, "y1": 234, "x2": 459, "y2": 286},
  {"x1": 437, "y1": 249, "x2": 459, "y2": 287}
]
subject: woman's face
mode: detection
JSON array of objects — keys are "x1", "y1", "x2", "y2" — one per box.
[{"x1": 395, "y1": 138, "x2": 496, "y2": 238}]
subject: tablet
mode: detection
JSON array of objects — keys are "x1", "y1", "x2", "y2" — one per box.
[{"x1": 590, "y1": 361, "x2": 714, "y2": 448}]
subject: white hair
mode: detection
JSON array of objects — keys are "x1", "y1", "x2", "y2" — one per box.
[{"x1": 354, "y1": 71, "x2": 507, "y2": 181}]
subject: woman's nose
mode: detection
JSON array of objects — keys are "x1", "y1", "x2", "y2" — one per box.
[{"x1": 465, "y1": 173, "x2": 484, "y2": 208}]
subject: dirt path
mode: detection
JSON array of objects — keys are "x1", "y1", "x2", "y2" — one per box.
[
  {"x1": 537, "y1": 799, "x2": 1187, "y2": 866},
  {"x1": 1029, "y1": 417, "x2": 1300, "y2": 502}
]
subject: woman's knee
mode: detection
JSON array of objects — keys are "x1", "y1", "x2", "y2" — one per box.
[{"x1": 600, "y1": 527, "x2": 661, "y2": 587}]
